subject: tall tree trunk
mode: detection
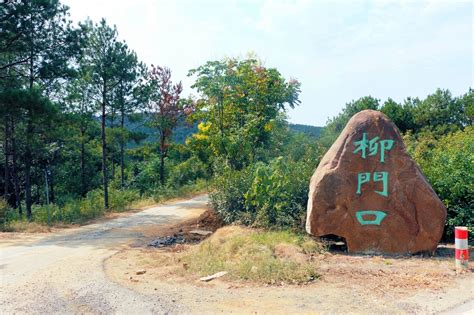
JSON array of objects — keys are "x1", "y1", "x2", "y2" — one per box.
[
  {"x1": 34, "y1": 177, "x2": 40, "y2": 204},
  {"x1": 159, "y1": 153, "x2": 165, "y2": 186},
  {"x1": 4, "y1": 116, "x2": 9, "y2": 201},
  {"x1": 101, "y1": 80, "x2": 109, "y2": 209},
  {"x1": 25, "y1": 110, "x2": 33, "y2": 220},
  {"x1": 111, "y1": 156, "x2": 115, "y2": 179},
  {"x1": 44, "y1": 167, "x2": 49, "y2": 204},
  {"x1": 4, "y1": 64, "x2": 12, "y2": 204},
  {"x1": 11, "y1": 119, "x2": 21, "y2": 215},
  {"x1": 159, "y1": 132, "x2": 165, "y2": 185},
  {"x1": 109, "y1": 108, "x2": 116, "y2": 180},
  {"x1": 49, "y1": 167, "x2": 55, "y2": 203},
  {"x1": 217, "y1": 96, "x2": 228, "y2": 158},
  {"x1": 25, "y1": 119, "x2": 32, "y2": 216},
  {"x1": 26, "y1": 8, "x2": 34, "y2": 220},
  {"x1": 120, "y1": 102, "x2": 125, "y2": 189},
  {"x1": 80, "y1": 127, "x2": 86, "y2": 197}
]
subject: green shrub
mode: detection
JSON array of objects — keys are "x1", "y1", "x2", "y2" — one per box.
[
  {"x1": 406, "y1": 127, "x2": 474, "y2": 240},
  {"x1": 131, "y1": 157, "x2": 162, "y2": 195},
  {"x1": 0, "y1": 199, "x2": 11, "y2": 228},
  {"x1": 421, "y1": 128, "x2": 473, "y2": 239},
  {"x1": 31, "y1": 203, "x2": 62, "y2": 224},
  {"x1": 25, "y1": 188, "x2": 141, "y2": 225},
  {"x1": 208, "y1": 130, "x2": 322, "y2": 228},
  {"x1": 61, "y1": 198, "x2": 81, "y2": 222},
  {"x1": 80, "y1": 189, "x2": 105, "y2": 220},
  {"x1": 4, "y1": 167, "x2": 206, "y2": 230},
  {"x1": 108, "y1": 188, "x2": 140, "y2": 211},
  {"x1": 209, "y1": 160, "x2": 255, "y2": 224},
  {"x1": 210, "y1": 154, "x2": 318, "y2": 229},
  {"x1": 150, "y1": 179, "x2": 208, "y2": 202},
  {"x1": 167, "y1": 156, "x2": 208, "y2": 187},
  {"x1": 245, "y1": 157, "x2": 315, "y2": 228}
]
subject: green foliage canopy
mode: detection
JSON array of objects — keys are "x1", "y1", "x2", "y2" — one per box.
[{"x1": 188, "y1": 57, "x2": 301, "y2": 169}]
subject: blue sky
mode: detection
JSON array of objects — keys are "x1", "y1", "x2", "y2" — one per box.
[{"x1": 63, "y1": 0, "x2": 473, "y2": 126}]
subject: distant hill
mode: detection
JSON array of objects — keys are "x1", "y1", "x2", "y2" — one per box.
[
  {"x1": 122, "y1": 114, "x2": 322, "y2": 146},
  {"x1": 289, "y1": 123, "x2": 323, "y2": 138},
  {"x1": 123, "y1": 115, "x2": 197, "y2": 146}
]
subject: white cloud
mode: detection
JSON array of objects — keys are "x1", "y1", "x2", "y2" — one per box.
[{"x1": 62, "y1": 0, "x2": 472, "y2": 125}]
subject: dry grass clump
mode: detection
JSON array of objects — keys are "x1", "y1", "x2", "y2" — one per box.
[
  {"x1": 181, "y1": 226, "x2": 325, "y2": 284},
  {"x1": 128, "y1": 198, "x2": 157, "y2": 210},
  {"x1": 5, "y1": 221, "x2": 51, "y2": 233}
]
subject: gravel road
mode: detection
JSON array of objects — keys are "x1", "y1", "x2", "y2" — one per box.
[
  {"x1": 0, "y1": 195, "x2": 208, "y2": 314},
  {"x1": 1, "y1": 194, "x2": 473, "y2": 315}
]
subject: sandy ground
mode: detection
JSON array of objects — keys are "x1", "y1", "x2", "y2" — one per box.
[
  {"x1": 106, "y1": 243, "x2": 474, "y2": 314},
  {"x1": 0, "y1": 195, "x2": 208, "y2": 314},
  {"x1": 1, "y1": 194, "x2": 473, "y2": 314}
]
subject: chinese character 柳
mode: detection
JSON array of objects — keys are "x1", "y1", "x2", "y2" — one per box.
[{"x1": 353, "y1": 133, "x2": 394, "y2": 163}]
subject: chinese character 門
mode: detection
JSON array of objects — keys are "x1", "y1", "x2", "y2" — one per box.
[{"x1": 356, "y1": 171, "x2": 389, "y2": 197}]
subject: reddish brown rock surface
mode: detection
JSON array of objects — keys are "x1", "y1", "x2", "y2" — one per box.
[{"x1": 306, "y1": 110, "x2": 446, "y2": 254}]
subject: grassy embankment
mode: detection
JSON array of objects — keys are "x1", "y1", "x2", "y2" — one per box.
[
  {"x1": 142, "y1": 226, "x2": 326, "y2": 285},
  {"x1": 1, "y1": 179, "x2": 207, "y2": 232}
]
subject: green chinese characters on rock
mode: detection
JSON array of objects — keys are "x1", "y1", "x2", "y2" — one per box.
[
  {"x1": 355, "y1": 210, "x2": 387, "y2": 225},
  {"x1": 353, "y1": 132, "x2": 394, "y2": 163},
  {"x1": 356, "y1": 171, "x2": 388, "y2": 197},
  {"x1": 353, "y1": 132, "x2": 394, "y2": 226}
]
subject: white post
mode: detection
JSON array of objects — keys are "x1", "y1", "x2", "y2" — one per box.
[{"x1": 455, "y1": 226, "x2": 468, "y2": 271}]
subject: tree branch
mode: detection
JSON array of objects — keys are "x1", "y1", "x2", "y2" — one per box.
[{"x1": 0, "y1": 57, "x2": 31, "y2": 71}]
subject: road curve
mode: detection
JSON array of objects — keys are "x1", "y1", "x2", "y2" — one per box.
[{"x1": 0, "y1": 195, "x2": 208, "y2": 314}]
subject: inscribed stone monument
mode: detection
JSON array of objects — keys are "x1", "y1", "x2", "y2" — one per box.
[{"x1": 306, "y1": 110, "x2": 446, "y2": 253}]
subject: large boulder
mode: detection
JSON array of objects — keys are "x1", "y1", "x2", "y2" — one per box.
[{"x1": 306, "y1": 110, "x2": 446, "y2": 254}]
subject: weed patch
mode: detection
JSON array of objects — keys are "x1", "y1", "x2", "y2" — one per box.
[
  {"x1": 181, "y1": 226, "x2": 325, "y2": 284},
  {"x1": 2, "y1": 181, "x2": 207, "y2": 232}
]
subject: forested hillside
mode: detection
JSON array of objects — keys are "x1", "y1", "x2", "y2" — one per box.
[
  {"x1": 122, "y1": 116, "x2": 322, "y2": 147},
  {"x1": 0, "y1": 0, "x2": 472, "y2": 240},
  {"x1": 289, "y1": 124, "x2": 323, "y2": 138},
  {"x1": 120, "y1": 115, "x2": 198, "y2": 146}
]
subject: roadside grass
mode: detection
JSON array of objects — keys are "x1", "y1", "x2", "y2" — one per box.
[
  {"x1": 149, "y1": 179, "x2": 208, "y2": 203},
  {"x1": 180, "y1": 226, "x2": 325, "y2": 284},
  {"x1": 1, "y1": 179, "x2": 208, "y2": 232},
  {"x1": 128, "y1": 198, "x2": 156, "y2": 209},
  {"x1": 3, "y1": 221, "x2": 51, "y2": 233}
]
